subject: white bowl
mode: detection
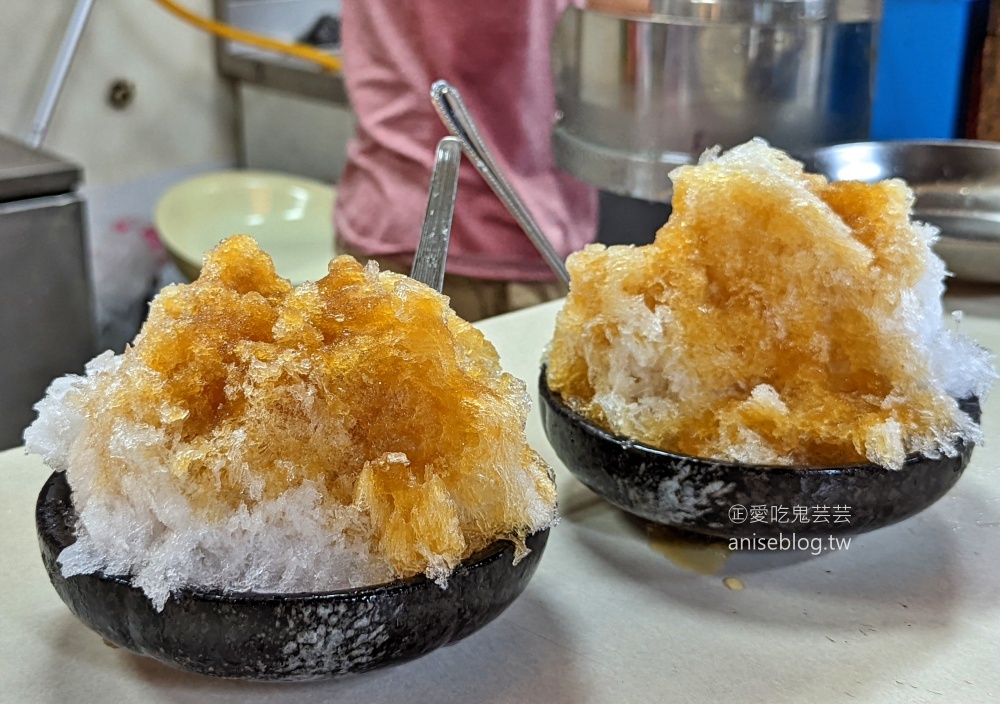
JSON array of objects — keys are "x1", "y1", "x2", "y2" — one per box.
[{"x1": 155, "y1": 170, "x2": 336, "y2": 285}]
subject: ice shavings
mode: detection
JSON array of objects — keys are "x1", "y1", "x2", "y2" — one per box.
[
  {"x1": 25, "y1": 235, "x2": 556, "y2": 610},
  {"x1": 547, "y1": 139, "x2": 996, "y2": 469}
]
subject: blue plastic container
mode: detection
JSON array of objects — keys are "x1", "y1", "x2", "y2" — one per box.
[{"x1": 871, "y1": 0, "x2": 989, "y2": 139}]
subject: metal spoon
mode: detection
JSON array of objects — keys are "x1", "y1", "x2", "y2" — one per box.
[
  {"x1": 410, "y1": 136, "x2": 462, "y2": 292},
  {"x1": 430, "y1": 80, "x2": 571, "y2": 284}
]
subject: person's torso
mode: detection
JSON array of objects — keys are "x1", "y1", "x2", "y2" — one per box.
[{"x1": 334, "y1": 0, "x2": 597, "y2": 281}]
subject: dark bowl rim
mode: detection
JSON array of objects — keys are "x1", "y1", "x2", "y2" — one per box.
[
  {"x1": 539, "y1": 365, "x2": 975, "y2": 476},
  {"x1": 38, "y1": 470, "x2": 547, "y2": 607}
]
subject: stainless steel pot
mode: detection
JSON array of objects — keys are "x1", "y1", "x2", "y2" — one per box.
[{"x1": 553, "y1": 0, "x2": 882, "y2": 201}]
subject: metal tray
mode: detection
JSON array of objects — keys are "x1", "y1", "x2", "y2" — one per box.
[{"x1": 803, "y1": 140, "x2": 1000, "y2": 284}]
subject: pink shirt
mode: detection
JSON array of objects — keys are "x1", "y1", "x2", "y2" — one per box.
[{"x1": 335, "y1": 0, "x2": 598, "y2": 282}]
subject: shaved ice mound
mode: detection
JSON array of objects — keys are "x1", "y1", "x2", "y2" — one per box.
[
  {"x1": 26, "y1": 235, "x2": 556, "y2": 610},
  {"x1": 546, "y1": 139, "x2": 994, "y2": 470}
]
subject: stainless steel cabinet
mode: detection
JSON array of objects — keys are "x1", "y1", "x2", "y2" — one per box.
[{"x1": 0, "y1": 136, "x2": 95, "y2": 450}]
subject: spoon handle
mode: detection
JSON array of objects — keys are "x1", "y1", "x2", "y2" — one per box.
[
  {"x1": 430, "y1": 80, "x2": 571, "y2": 284},
  {"x1": 411, "y1": 136, "x2": 462, "y2": 292}
]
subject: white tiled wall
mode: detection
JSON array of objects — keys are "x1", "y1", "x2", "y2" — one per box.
[{"x1": 1, "y1": 0, "x2": 237, "y2": 185}]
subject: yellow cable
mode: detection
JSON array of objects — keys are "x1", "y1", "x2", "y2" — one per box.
[{"x1": 152, "y1": 0, "x2": 342, "y2": 74}]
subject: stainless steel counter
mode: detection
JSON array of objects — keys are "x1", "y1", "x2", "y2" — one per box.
[
  {"x1": 212, "y1": 0, "x2": 347, "y2": 105},
  {"x1": 210, "y1": 0, "x2": 352, "y2": 180}
]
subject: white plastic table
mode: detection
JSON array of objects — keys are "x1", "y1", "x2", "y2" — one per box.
[{"x1": 3, "y1": 288, "x2": 998, "y2": 704}]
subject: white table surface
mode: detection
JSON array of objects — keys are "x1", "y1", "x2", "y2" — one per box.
[{"x1": 3, "y1": 288, "x2": 999, "y2": 704}]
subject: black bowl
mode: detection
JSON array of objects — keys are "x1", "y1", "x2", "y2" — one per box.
[
  {"x1": 539, "y1": 367, "x2": 978, "y2": 539},
  {"x1": 36, "y1": 471, "x2": 548, "y2": 681}
]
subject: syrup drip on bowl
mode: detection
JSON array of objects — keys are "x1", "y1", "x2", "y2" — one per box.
[{"x1": 647, "y1": 525, "x2": 732, "y2": 576}]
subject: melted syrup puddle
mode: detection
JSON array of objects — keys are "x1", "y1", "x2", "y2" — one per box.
[{"x1": 646, "y1": 525, "x2": 732, "y2": 576}]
